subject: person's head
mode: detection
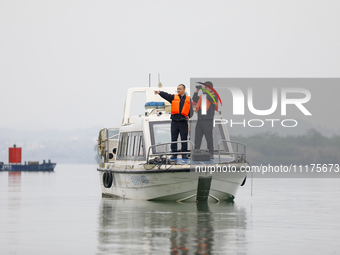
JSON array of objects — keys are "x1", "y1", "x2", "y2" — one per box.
[
  {"x1": 177, "y1": 84, "x2": 186, "y2": 96},
  {"x1": 204, "y1": 81, "x2": 213, "y2": 92}
]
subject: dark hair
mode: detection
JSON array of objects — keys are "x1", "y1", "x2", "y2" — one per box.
[
  {"x1": 179, "y1": 84, "x2": 186, "y2": 89},
  {"x1": 204, "y1": 81, "x2": 213, "y2": 88}
]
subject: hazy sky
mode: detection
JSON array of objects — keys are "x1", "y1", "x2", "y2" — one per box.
[{"x1": 1, "y1": 0, "x2": 339, "y2": 131}]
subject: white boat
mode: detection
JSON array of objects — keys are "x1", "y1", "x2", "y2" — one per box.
[{"x1": 97, "y1": 86, "x2": 249, "y2": 202}]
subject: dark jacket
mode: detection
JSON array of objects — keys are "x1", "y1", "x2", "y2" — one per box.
[
  {"x1": 192, "y1": 91, "x2": 218, "y2": 120},
  {"x1": 159, "y1": 91, "x2": 193, "y2": 121}
]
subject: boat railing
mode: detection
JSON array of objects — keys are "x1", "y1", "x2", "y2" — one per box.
[
  {"x1": 146, "y1": 139, "x2": 247, "y2": 165},
  {"x1": 146, "y1": 140, "x2": 195, "y2": 166},
  {"x1": 217, "y1": 140, "x2": 247, "y2": 163}
]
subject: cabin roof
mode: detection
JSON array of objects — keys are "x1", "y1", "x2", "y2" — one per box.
[{"x1": 123, "y1": 87, "x2": 191, "y2": 125}]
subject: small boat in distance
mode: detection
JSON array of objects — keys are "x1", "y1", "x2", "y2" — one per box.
[{"x1": 0, "y1": 144, "x2": 56, "y2": 172}]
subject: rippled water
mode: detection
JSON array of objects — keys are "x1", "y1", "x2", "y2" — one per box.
[{"x1": 1, "y1": 165, "x2": 340, "y2": 254}]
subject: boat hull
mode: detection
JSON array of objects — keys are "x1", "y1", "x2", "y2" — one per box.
[
  {"x1": 98, "y1": 167, "x2": 246, "y2": 202},
  {"x1": 0, "y1": 163, "x2": 56, "y2": 172}
]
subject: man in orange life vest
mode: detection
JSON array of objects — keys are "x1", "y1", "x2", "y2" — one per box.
[
  {"x1": 154, "y1": 84, "x2": 193, "y2": 159},
  {"x1": 192, "y1": 81, "x2": 218, "y2": 159}
]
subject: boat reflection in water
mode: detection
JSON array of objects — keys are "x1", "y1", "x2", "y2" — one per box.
[
  {"x1": 7, "y1": 172, "x2": 22, "y2": 228},
  {"x1": 8, "y1": 172, "x2": 21, "y2": 188},
  {"x1": 97, "y1": 198, "x2": 247, "y2": 254}
]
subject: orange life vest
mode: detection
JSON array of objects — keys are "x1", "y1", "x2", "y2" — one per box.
[
  {"x1": 196, "y1": 94, "x2": 218, "y2": 112},
  {"x1": 171, "y1": 94, "x2": 191, "y2": 117}
]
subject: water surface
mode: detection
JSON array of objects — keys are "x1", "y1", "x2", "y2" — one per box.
[{"x1": 1, "y1": 165, "x2": 340, "y2": 254}]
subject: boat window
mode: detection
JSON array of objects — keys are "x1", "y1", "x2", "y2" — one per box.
[
  {"x1": 108, "y1": 128, "x2": 119, "y2": 139},
  {"x1": 138, "y1": 136, "x2": 144, "y2": 156},
  {"x1": 126, "y1": 136, "x2": 129, "y2": 156},
  {"x1": 118, "y1": 136, "x2": 123, "y2": 157},
  {"x1": 128, "y1": 132, "x2": 137, "y2": 157},
  {"x1": 132, "y1": 136, "x2": 136, "y2": 156},
  {"x1": 122, "y1": 135, "x2": 127, "y2": 156},
  {"x1": 149, "y1": 121, "x2": 172, "y2": 154},
  {"x1": 134, "y1": 135, "x2": 140, "y2": 157},
  {"x1": 118, "y1": 133, "x2": 128, "y2": 158},
  {"x1": 117, "y1": 132, "x2": 145, "y2": 160}
]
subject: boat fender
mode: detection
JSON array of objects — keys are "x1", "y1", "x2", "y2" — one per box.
[
  {"x1": 103, "y1": 171, "x2": 113, "y2": 188},
  {"x1": 240, "y1": 177, "x2": 247, "y2": 186}
]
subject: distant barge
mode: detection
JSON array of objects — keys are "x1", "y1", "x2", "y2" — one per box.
[{"x1": 0, "y1": 144, "x2": 56, "y2": 172}]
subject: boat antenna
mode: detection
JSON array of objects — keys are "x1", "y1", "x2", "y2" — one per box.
[
  {"x1": 149, "y1": 74, "x2": 151, "y2": 87},
  {"x1": 158, "y1": 73, "x2": 162, "y2": 88}
]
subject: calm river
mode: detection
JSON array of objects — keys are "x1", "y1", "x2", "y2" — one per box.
[{"x1": 1, "y1": 164, "x2": 340, "y2": 254}]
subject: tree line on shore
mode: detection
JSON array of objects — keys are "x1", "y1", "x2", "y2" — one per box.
[{"x1": 230, "y1": 129, "x2": 340, "y2": 165}]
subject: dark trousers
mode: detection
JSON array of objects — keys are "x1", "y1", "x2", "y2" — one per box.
[
  {"x1": 171, "y1": 120, "x2": 188, "y2": 153},
  {"x1": 194, "y1": 119, "x2": 214, "y2": 155}
]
